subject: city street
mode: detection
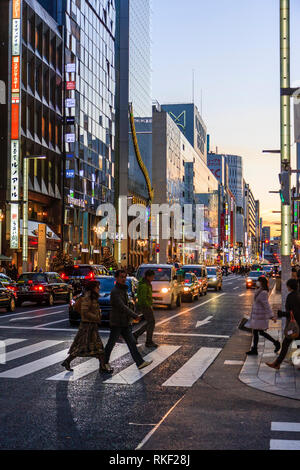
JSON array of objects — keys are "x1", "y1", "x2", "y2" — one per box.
[{"x1": 0, "y1": 275, "x2": 298, "y2": 450}]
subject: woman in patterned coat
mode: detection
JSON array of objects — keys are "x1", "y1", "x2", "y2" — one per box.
[
  {"x1": 61, "y1": 280, "x2": 113, "y2": 374},
  {"x1": 246, "y1": 276, "x2": 280, "y2": 356}
]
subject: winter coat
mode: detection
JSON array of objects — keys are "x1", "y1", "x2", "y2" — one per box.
[
  {"x1": 110, "y1": 282, "x2": 139, "y2": 328},
  {"x1": 248, "y1": 288, "x2": 274, "y2": 331},
  {"x1": 137, "y1": 278, "x2": 153, "y2": 310},
  {"x1": 80, "y1": 291, "x2": 101, "y2": 324}
]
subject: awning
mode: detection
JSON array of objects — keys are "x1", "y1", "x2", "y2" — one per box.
[{"x1": 20, "y1": 220, "x2": 61, "y2": 241}]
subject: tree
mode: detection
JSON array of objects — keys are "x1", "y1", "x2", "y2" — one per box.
[
  {"x1": 50, "y1": 250, "x2": 74, "y2": 273},
  {"x1": 100, "y1": 247, "x2": 118, "y2": 270}
]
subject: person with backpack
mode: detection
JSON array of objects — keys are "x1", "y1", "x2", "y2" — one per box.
[
  {"x1": 266, "y1": 278, "x2": 300, "y2": 370},
  {"x1": 134, "y1": 269, "x2": 158, "y2": 348},
  {"x1": 246, "y1": 276, "x2": 280, "y2": 356},
  {"x1": 61, "y1": 280, "x2": 112, "y2": 374}
]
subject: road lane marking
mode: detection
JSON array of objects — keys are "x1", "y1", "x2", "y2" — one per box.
[
  {"x1": 47, "y1": 343, "x2": 129, "y2": 382},
  {"x1": 271, "y1": 423, "x2": 300, "y2": 432},
  {"x1": 233, "y1": 287, "x2": 239, "y2": 290},
  {"x1": 1, "y1": 338, "x2": 27, "y2": 346},
  {"x1": 0, "y1": 349, "x2": 69, "y2": 378},
  {"x1": 4, "y1": 340, "x2": 63, "y2": 362},
  {"x1": 270, "y1": 440, "x2": 300, "y2": 450},
  {"x1": 0, "y1": 305, "x2": 67, "y2": 320},
  {"x1": 104, "y1": 345, "x2": 180, "y2": 385},
  {"x1": 135, "y1": 396, "x2": 185, "y2": 450},
  {"x1": 34, "y1": 319, "x2": 69, "y2": 328},
  {"x1": 162, "y1": 347, "x2": 222, "y2": 387},
  {"x1": 224, "y1": 360, "x2": 244, "y2": 365},
  {"x1": 196, "y1": 316, "x2": 213, "y2": 328},
  {"x1": 10, "y1": 310, "x2": 64, "y2": 322},
  {"x1": 239, "y1": 294, "x2": 246, "y2": 297},
  {"x1": 156, "y1": 294, "x2": 226, "y2": 327}
]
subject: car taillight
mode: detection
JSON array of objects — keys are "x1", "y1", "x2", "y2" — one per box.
[
  {"x1": 7, "y1": 286, "x2": 17, "y2": 292},
  {"x1": 84, "y1": 272, "x2": 95, "y2": 280},
  {"x1": 33, "y1": 285, "x2": 45, "y2": 292},
  {"x1": 61, "y1": 273, "x2": 69, "y2": 281}
]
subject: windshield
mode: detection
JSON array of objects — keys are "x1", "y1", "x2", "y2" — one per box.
[
  {"x1": 207, "y1": 268, "x2": 217, "y2": 275},
  {"x1": 249, "y1": 272, "x2": 259, "y2": 278},
  {"x1": 97, "y1": 277, "x2": 132, "y2": 293},
  {"x1": 181, "y1": 267, "x2": 202, "y2": 277},
  {"x1": 64, "y1": 266, "x2": 92, "y2": 276},
  {"x1": 18, "y1": 273, "x2": 47, "y2": 283},
  {"x1": 184, "y1": 273, "x2": 194, "y2": 282},
  {"x1": 136, "y1": 267, "x2": 171, "y2": 281}
]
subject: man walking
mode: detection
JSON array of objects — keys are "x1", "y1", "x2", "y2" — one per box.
[
  {"x1": 134, "y1": 269, "x2": 158, "y2": 349},
  {"x1": 104, "y1": 270, "x2": 153, "y2": 371}
]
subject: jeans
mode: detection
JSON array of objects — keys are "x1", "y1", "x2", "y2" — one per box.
[
  {"x1": 134, "y1": 307, "x2": 155, "y2": 344},
  {"x1": 105, "y1": 326, "x2": 144, "y2": 367},
  {"x1": 253, "y1": 329, "x2": 278, "y2": 350}
]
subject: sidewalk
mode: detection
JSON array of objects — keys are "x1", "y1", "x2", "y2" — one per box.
[{"x1": 239, "y1": 286, "x2": 300, "y2": 401}]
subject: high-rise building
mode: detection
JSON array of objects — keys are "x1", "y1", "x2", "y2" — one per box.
[
  {"x1": 262, "y1": 226, "x2": 271, "y2": 242},
  {"x1": 115, "y1": 0, "x2": 152, "y2": 267},
  {"x1": 0, "y1": 0, "x2": 64, "y2": 270}
]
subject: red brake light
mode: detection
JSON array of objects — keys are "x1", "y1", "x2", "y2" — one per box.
[
  {"x1": 61, "y1": 273, "x2": 69, "y2": 280},
  {"x1": 33, "y1": 285, "x2": 44, "y2": 292},
  {"x1": 74, "y1": 265, "x2": 79, "y2": 269},
  {"x1": 84, "y1": 272, "x2": 95, "y2": 280},
  {"x1": 28, "y1": 280, "x2": 33, "y2": 284}
]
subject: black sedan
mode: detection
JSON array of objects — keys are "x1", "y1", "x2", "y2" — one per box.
[
  {"x1": 0, "y1": 282, "x2": 17, "y2": 312},
  {"x1": 16, "y1": 272, "x2": 73, "y2": 307},
  {"x1": 69, "y1": 276, "x2": 138, "y2": 326}
]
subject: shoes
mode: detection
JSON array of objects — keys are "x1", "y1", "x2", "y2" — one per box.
[
  {"x1": 100, "y1": 364, "x2": 114, "y2": 374},
  {"x1": 138, "y1": 360, "x2": 153, "y2": 370},
  {"x1": 274, "y1": 341, "x2": 281, "y2": 354},
  {"x1": 145, "y1": 342, "x2": 158, "y2": 349},
  {"x1": 246, "y1": 349, "x2": 258, "y2": 356},
  {"x1": 266, "y1": 362, "x2": 280, "y2": 370},
  {"x1": 61, "y1": 360, "x2": 73, "y2": 372}
]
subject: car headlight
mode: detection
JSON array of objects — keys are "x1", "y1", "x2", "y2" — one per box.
[
  {"x1": 184, "y1": 287, "x2": 190, "y2": 292},
  {"x1": 161, "y1": 288, "x2": 170, "y2": 294},
  {"x1": 212, "y1": 277, "x2": 217, "y2": 282}
]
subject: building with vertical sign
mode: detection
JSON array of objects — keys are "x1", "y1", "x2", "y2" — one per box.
[{"x1": 0, "y1": 0, "x2": 63, "y2": 270}]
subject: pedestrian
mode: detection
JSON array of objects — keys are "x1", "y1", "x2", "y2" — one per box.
[
  {"x1": 61, "y1": 280, "x2": 112, "y2": 374},
  {"x1": 246, "y1": 276, "x2": 280, "y2": 356},
  {"x1": 134, "y1": 269, "x2": 158, "y2": 349},
  {"x1": 266, "y1": 279, "x2": 300, "y2": 370},
  {"x1": 104, "y1": 270, "x2": 153, "y2": 371},
  {"x1": 11, "y1": 264, "x2": 18, "y2": 280},
  {"x1": 291, "y1": 267, "x2": 298, "y2": 281}
]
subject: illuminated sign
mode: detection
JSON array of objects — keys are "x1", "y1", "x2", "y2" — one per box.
[
  {"x1": 11, "y1": 56, "x2": 20, "y2": 93},
  {"x1": 10, "y1": 140, "x2": 19, "y2": 200},
  {"x1": 67, "y1": 195, "x2": 86, "y2": 208},
  {"x1": 65, "y1": 63, "x2": 76, "y2": 73},
  {"x1": 66, "y1": 81, "x2": 76, "y2": 90},
  {"x1": 13, "y1": 0, "x2": 21, "y2": 18},
  {"x1": 66, "y1": 169, "x2": 75, "y2": 178},
  {"x1": 11, "y1": 102, "x2": 19, "y2": 139},
  {"x1": 65, "y1": 117, "x2": 75, "y2": 125},
  {"x1": 12, "y1": 19, "x2": 21, "y2": 55},
  {"x1": 10, "y1": 204, "x2": 19, "y2": 249},
  {"x1": 65, "y1": 133, "x2": 75, "y2": 143},
  {"x1": 65, "y1": 98, "x2": 75, "y2": 108}
]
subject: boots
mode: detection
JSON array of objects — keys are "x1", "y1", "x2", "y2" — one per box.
[
  {"x1": 266, "y1": 361, "x2": 280, "y2": 370},
  {"x1": 246, "y1": 348, "x2": 258, "y2": 356},
  {"x1": 61, "y1": 357, "x2": 74, "y2": 372}
]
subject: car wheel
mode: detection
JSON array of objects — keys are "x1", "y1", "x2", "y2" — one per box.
[
  {"x1": 204, "y1": 289, "x2": 208, "y2": 296},
  {"x1": 47, "y1": 293, "x2": 54, "y2": 306},
  {"x1": 8, "y1": 297, "x2": 16, "y2": 312},
  {"x1": 176, "y1": 295, "x2": 181, "y2": 307}
]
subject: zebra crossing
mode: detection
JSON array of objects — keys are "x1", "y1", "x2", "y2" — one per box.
[
  {"x1": 270, "y1": 422, "x2": 300, "y2": 450},
  {"x1": 0, "y1": 337, "x2": 222, "y2": 387}
]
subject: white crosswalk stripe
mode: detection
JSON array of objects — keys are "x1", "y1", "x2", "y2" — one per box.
[
  {"x1": 270, "y1": 422, "x2": 300, "y2": 450},
  {"x1": 0, "y1": 338, "x2": 223, "y2": 386},
  {"x1": 162, "y1": 347, "x2": 222, "y2": 387},
  {"x1": 104, "y1": 345, "x2": 180, "y2": 385},
  {"x1": 47, "y1": 343, "x2": 129, "y2": 382},
  {"x1": 4, "y1": 340, "x2": 63, "y2": 362}
]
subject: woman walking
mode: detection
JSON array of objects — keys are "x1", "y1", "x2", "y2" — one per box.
[
  {"x1": 246, "y1": 276, "x2": 280, "y2": 356},
  {"x1": 62, "y1": 280, "x2": 112, "y2": 374}
]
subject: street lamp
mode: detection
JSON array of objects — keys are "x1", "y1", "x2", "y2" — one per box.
[{"x1": 22, "y1": 155, "x2": 46, "y2": 273}]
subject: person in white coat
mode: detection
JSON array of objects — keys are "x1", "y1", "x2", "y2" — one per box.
[{"x1": 246, "y1": 276, "x2": 280, "y2": 356}]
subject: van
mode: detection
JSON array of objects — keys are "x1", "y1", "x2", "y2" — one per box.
[
  {"x1": 180, "y1": 265, "x2": 208, "y2": 296},
  {"x1": 136, "y1": 264, "x2": 182, "y2": 309}
]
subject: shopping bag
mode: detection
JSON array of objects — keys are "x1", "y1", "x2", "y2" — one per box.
[
  {"x1": 284, "y1": 311, "x2": 300, "y2": 340},
  {"x1": 238, "y1": 316, "x2": 252, "y2": 333}
]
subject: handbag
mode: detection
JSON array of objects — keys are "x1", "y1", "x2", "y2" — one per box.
[
  {"x1": 284, "y1": 311, "x2": 300, "y2": 340},
  {"x1": 238, "y1": 316, "x2": 252, "y2": 333}
]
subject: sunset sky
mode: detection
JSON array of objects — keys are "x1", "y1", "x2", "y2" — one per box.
[{"x1": 151, "y1": 0, "x2": 300, "y2": 237}]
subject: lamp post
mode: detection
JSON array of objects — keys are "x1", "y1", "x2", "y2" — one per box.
[{"x1": 22, "y1": 155, "x2": 46, "y2": 273}]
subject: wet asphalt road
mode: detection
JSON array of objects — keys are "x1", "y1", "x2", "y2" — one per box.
[{"x1": 0, "y1": 275, "x2": 297, "y2": 450}]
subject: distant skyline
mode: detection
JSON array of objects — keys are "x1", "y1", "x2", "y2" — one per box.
[{"x1": 151, "y1": 0, "x2": 300, "y2": 237}]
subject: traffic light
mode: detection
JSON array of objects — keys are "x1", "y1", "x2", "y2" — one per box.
[{"x1": 279, "y1": 171, "x2": 290, "y2": 205}]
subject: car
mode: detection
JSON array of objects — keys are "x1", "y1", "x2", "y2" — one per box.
[
  {"x1": 0, "y1": 273, "x2": 17, "y2": 294},
  {"x1": 261, "y1": 265, "x2": 273, "y2": 277},
  {"x1": 245, "y1": 271, "x2": 263, "y2": 289},
  {"x1": 182, "y1": 273, "x2": 200, "y2": 302},
  {"x1": 0, "y1": 282, "x2": 17, "y2": 312},
  {"x1": 180, "y1": 265, "x2": 208, "y2": 296},
  {"x1": 60, "y1": 264, "x2": 109, "y2": 292},
  {"x1": 207, "y1": 266, "x2": 223, "y2": 291},
  {"x1": 16, "y1": 272, "x2": 73, "y2": 307},
  {"x1": 68, "y1": 276, "x2": 138, "y2": 326},
  {"x1": 136, "y1": 264, "x2": 182, "y2": 309}
]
